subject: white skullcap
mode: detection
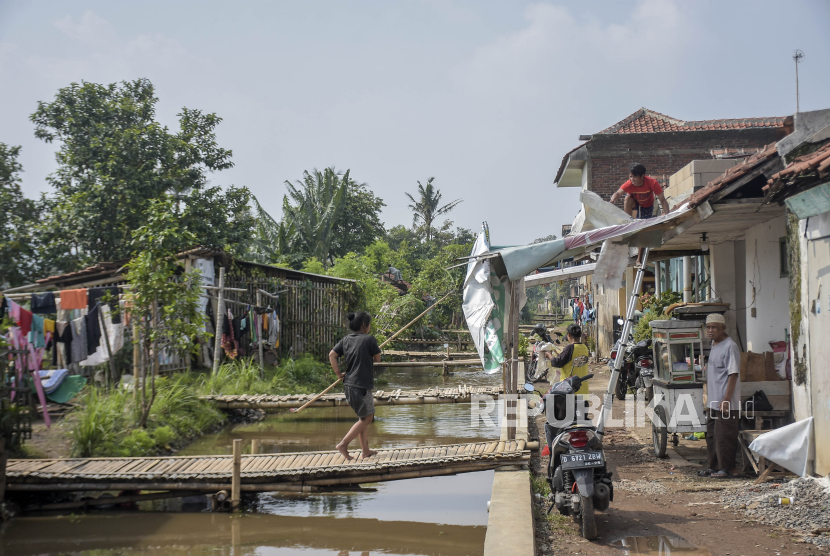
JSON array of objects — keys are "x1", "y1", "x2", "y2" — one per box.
[{"x1": 705, "y1": 313, "x2": 726, "y2": 325}]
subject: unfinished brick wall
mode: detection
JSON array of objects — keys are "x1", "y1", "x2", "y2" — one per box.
[{"x1": 587, "y1": 128, "x2": 787, "y2": 204}]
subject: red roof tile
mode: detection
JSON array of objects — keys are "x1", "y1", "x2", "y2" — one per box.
[
  {"x1": 599, "y1": 108, "x2": 788, "y2": 135},
  {"x1": 687, "y1": 142, "x2": 780, "y2": 208},
  {"x1": 763, "y1": 141, "x2": 830, "y2": 200}
]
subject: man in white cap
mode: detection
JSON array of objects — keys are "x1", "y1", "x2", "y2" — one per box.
[{"x1": 700, "y1": 313, "x2": 742, "y2": 478}]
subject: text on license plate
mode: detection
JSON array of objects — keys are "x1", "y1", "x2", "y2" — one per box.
[{"x1": 561, "y1": 452, "x2": 604, "y2": 468}]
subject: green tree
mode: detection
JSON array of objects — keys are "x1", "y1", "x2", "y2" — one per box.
[
  {"x1": 330, "y1": 178, "x2": 386, "y2": 259},
  {"x1": 277, "y1": 167, "x2": 348, "y2": 268},
  {"x1": 30, "y1": 78, "x2": 253, "y2": 272},
  {"x1": 405, "y1": 177, "x2": 462, "y2": 243},
  {"x1": 125, "y1": 197, "x2": 204, "y2": 428},
  {"x1": 0, "y1": 144, "x2": 41, "y2": 288}
]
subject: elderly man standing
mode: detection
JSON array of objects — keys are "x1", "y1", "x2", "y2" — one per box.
[{"x1": 700, "y1": 313, "x2": 742, "y2": 478}]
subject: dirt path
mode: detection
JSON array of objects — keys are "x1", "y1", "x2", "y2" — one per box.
[{"x1": 530, "y1": 363, "x2": 826, "y2": 556}]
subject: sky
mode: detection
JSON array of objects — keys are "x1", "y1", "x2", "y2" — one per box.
[{"x1": 1, "y1": 0, "x2": 829, "y2": 246}]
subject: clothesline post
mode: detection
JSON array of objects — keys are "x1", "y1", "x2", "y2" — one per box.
[
  {"x1": 98, "y1": 307, "x2": 116, "y2": 390},
  {"x1": 211, "y1": 267, "x2": 226, "y2": 376},
  {"x1": 256, "y1": 290, "x2": 264, "y2": 379}
]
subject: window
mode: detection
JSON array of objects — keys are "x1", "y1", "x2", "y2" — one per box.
[{"x1": 779, "y1": 237, "x2": 789, "y2": 277}]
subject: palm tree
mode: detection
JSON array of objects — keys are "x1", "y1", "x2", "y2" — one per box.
[
  {"x1": 242, "y1": 196, "x2": 281, "y2": 264},
  {"x1": 278, "y1": 167, "x2": 348, "y2": 267},
  {"x1": 405, "y1": 177, "x2": 462, "y2": 242}
]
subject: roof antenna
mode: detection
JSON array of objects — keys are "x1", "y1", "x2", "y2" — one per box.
[{"x1": 793, "y1": 49, "x2": 805, "y2": 113}]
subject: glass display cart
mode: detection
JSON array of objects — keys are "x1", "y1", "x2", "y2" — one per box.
[{"x1": 648, "y1": 319, "x2": 707, "y2": 457}]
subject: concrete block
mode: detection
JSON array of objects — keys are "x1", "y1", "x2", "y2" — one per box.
[
  {"x1": 690, "y1": 159, "x2": 740, "y2": 174},
  {"x1": 483, "y1": 470, "x2": 535, "y2": 556}
]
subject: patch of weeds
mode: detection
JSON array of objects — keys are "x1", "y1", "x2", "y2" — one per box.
[{"x1": 530, "y1": 472, "x2": 573, "y2": 535}]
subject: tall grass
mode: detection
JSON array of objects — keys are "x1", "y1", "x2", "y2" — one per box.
[{"x1": 68, "y1": 355, "x2": 337, "y2": 458}]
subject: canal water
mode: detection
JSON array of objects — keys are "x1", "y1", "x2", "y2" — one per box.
[{"x1": 1, "y1": 364, "x2": 502, "y2": 556}]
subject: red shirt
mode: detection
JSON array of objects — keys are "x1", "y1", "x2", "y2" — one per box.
[{"x1": 620, "y1": 176, "x2": 663, "y2": 208}]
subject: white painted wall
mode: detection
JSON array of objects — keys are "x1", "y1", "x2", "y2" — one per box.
[
  {"x1": 710, "y1": 241, "x2": 739, "y2": 341},
  {"x1": 805, "y1": 229, "x2": 830, "y2": 475},
  {"x1": 744, "y1": 215, "x2": 790, "y2": 352}
]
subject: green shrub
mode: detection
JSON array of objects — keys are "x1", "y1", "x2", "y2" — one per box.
[
  {"x1": 633, "y1": 309, "x2": 661, "y2": 342},
  {"x1": 120, "y1": 429, "x2": 155, "y2": 456},
  {"x1": 152, "y1": 426, "x2": 176, "y2": 448}
]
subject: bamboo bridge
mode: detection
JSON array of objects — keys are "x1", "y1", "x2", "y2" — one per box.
[
  {"x1": 5, "y1": 440, "x2": 530, "y2": 497},
  {"x1": 200, "y1": 385, "x2": 504, "y2": 409}
]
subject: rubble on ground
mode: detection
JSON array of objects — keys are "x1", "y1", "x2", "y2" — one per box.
[
  {"x1": 720, "y1": 477, "x2": 830, "y2": 547},
  {"x1": 614, "y1": 478, "x2": 668, "y2": 495}
]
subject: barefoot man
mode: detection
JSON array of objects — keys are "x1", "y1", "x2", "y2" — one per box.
[{"x1": 331, "y1": 311, "x2": 381, "y2": 460}]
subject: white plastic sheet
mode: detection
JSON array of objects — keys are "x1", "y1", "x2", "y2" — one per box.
[
  {"x1": 593, "y1": 240, "x2": 631, "y2": 290},
  {"x1": 749, "y1": 417, "x2": 815, "y2": 477},
  {"x1": 462, "y1": 231, "x2": 503, "y2": 374}
]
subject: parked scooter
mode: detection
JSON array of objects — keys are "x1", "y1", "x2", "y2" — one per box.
[
  {"x1": 608, "y1": 336, "x2": 652, "y2": 401},
  {"x1": 526, "y1": 323, "x2": 563, "y2": 383},
  {"x1": 542, "y1": 373, "x2": 612, "y2": 540},
  {"x1": 633, "y1": 343, "x2": 655, "y2": 403}
]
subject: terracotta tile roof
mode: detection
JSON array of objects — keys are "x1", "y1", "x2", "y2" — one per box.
[
  {"x1": 687, "y1": 142, "x2": 780, "y2": 208},
  {"x1": 599, "y1": 108, "x2": 788, "y2": 135},
  {"x1": 763, "y1": 140, "x2": 830, "y2": 201}
]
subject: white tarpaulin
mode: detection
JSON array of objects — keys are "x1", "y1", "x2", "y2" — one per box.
[
  {"x1": 462, "y1": 230, "x2": 505, "y2": 374},
  {"x1": 593, "y1": 240, "x2": 632, "y2": 290},
  {"x1": 749, "y1": 417, "x2": 815, "y2": 477},
  {"x1": 569, "y1": 191, "x2": 633, "y2": 236}
]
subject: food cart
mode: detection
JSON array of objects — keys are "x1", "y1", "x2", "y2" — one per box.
[{"x1": 648, "y1": 319, "x2": 707, "y2": 457}]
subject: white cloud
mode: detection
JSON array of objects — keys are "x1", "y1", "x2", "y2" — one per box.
[
  {"x1": 458, "y1": 0, "x2": 692, "y2": 104},
  {"x1": 52, "y1": 11, "x2": 117, "y2": 47}
]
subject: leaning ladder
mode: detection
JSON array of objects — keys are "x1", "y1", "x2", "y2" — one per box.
[{"x1": 596, "y1": 247, "x2": 650, "y2": 438}]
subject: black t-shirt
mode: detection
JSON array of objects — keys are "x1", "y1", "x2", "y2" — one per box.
[{"x1": 333, "y1": 333, "x2": 381, "y2": 389}]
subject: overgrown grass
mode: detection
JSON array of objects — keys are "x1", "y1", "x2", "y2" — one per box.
[
  {"x1": 530, "y1": 472, "x2": 573, "y2": 534},
  {"x1": 68, "y1": 355, "x2": 338, "y2": 458}
]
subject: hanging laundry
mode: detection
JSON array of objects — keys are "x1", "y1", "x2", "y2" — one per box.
[
  {"x1": 269, "y1": 310, "x2": 280, "y2": 348},
  {"x1": 0, "y1": 296, "x2": 7, "y2": 319},
  {"x1": 81, "y1": 305, "x2": 124, "y2": 366},
  {"x1": 17, "y1": 305, "x2": 33, "y2": 336},
  {"x1": 28, "y1": 314, "x2": 45, "y2": 348},
  {"x1": 85, "y1": 304, "x2": 102, "y2": 356},
  {"x1": 70, "y1": 316, "x2": 88, "y2": 364},
  {"x1": 221, "y1": 308, "x2": 238, "y2": 360},
  {"x1": 54, "y1": 321, "x2": 72, "y2": 368},
  {"x1": 31, "y1": 292, "x2": 57, "y2": 314},
  {"x1": 59, "y1": 289, "x2": 88, "y2": 310},
  {"x1": 87, "y1": 287, "x2": 121, "y2": 323},
  {"x1": 43, "y1": 319, "x2": 55, "y2": 334}
]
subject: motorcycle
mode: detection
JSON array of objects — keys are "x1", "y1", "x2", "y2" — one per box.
[
  {"x1": 608, "y1": 337, "x2": 652, "y2": 401},
  {"x1": 633, "y1": 346, "x2": 655, "y2": 403},
  {"x1": 526, "y1": 323, "x2": 563, "y2": 383},
  {"x1": 542, "y1": 373, "x2": 612, "y2": 540}
]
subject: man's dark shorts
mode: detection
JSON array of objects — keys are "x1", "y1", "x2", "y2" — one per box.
[
  {"x1": 635, "y1": 203, "x2": 654, "y2": 219},
  {"x1": 344, "y1": 385, "x2": 375, "y2": 418}
]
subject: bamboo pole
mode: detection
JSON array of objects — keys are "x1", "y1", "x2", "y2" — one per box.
[
  {"x1": 290, "y1": 291, "x2": 455, "y2": 414},
  {"x1": 212, "y1": 267, "x2": 225, "y2": 376},
  {"x1": 231, "y1": 438, "x2": 241, "y2": 510},
  {"x1": 98, "y1": 307, "x2": 117, "y2": 388},
  {"x1": 256, "y1": 290, "x2": 264, "y2": 378}
]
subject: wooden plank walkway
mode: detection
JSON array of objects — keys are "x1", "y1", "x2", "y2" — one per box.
[
  {"x1": 6, "y1": 440, "x2": 528, "y2": 492},
  {"x1": 201, "y1": 385, "x2": 503, "y2": 409},
  {"x1": 382, "y1": 350, "x2": 478, "y2": 358}
]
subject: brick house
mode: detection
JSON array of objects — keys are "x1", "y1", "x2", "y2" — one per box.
[
  {"x1": 552, "y1": 108, "x2": 792, "y2": 357},
  {"x1": 554, "y1": 108, "x2": 792, "y2": 204}
]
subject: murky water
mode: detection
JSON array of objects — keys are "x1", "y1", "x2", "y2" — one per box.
[
  {"x1": 1, "y1": 365, "x2": 499, "y2": 555},
  {"x1": 613, "y1": 535, "x2": 711, "y2": 555}
]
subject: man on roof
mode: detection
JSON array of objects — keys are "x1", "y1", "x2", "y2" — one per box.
[{"x1": 609, "y1": 163, "x2": 670, "y2": 220}]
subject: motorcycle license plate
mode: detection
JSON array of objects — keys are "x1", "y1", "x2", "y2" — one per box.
[{"x1": 561, "y1": 451, "x2": 604, "y2": 470}]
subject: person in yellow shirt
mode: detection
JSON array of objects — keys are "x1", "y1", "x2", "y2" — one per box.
[{"x1": 545, "y1": 324, "x2": 591, "y2": 394}]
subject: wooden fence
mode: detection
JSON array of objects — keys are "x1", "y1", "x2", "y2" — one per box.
[{"x1": 223, "y1": 274, "x2": 352, "y2": 362}]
